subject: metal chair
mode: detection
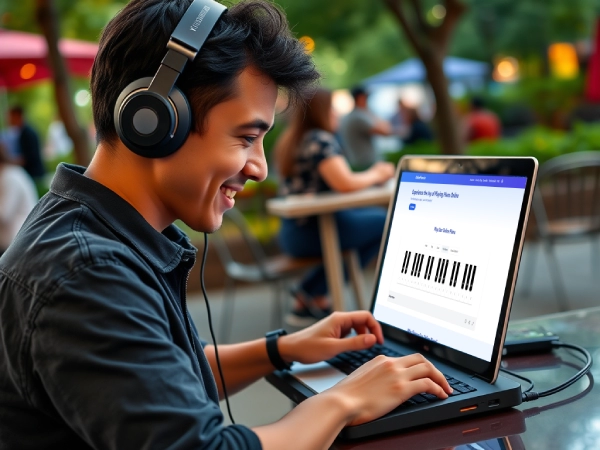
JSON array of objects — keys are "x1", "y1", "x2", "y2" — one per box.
[
  {"x1": 524, "y1": 151, "x2": 600, "y2": 310},
  {"x1": 210, "y1": 208, "x2": 367, "y2": 343}
]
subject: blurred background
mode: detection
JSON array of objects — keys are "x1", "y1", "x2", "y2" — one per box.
[{"x1": 0, "y1": 0, "x2": 599, "y2": 312}]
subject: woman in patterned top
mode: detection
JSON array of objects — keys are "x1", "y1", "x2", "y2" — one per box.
[{"x1": 274, "y1": 88, "x2": 396, "y2": 326}]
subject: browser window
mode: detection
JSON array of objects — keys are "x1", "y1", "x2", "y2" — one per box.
[{"x1": 373, "y1": 171, "x2": 527, "y2": 361}]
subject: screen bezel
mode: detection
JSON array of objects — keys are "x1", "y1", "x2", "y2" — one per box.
[{"x1": 371, "y1": 156, "x2": 538, "y2": 383}]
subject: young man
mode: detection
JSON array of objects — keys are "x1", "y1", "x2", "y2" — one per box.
[{"x1": 0, "y1": 1, "x2": 451, "y2": 449}]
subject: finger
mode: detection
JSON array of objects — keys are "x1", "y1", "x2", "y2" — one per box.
[
  {"x1": 392, "y1": 354, "x2": 452, "y2": 393},
  {"x1": 336, "y1": 311, "x2": 384, "y2": 344},
  {"x1": 402, "y1": 362, "x2": 453, "y2": 394},
  {"x1": 405, "y1": 378, "x2": 449, "y2": 400},
  {"x1": 329, "y1": 334, "x2": 377, "y2": 355}
]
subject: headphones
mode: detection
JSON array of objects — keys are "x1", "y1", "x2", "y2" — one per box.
[{"x1": 113, "y1": 0, "x2": 227, "y2": 158}]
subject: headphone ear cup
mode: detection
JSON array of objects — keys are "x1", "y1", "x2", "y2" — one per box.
[{"x1": 114, "y1": 77, "x2": 192, "y2": 158}]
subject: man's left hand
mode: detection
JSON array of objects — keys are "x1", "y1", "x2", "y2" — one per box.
[{"x1": 277, "y1": 311, "x2": 384, "y2": 366}]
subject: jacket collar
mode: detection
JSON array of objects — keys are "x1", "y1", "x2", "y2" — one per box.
[{"x1": 50, "y1": 164, "x2": 197, "y2": 273}]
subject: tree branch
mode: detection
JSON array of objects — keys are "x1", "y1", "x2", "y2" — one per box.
[
  {"x1": 383, "y1": 0, "x2": 425, "y2": 57},
  {"x1": 431, "y1": 0, "x2": 467, "y2": 51},
  {"x1": 408, "y1": 0, "x2": 430, "y2": 35}
]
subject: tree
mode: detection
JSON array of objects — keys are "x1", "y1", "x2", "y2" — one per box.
[
  {"x1": 383, "y1": 0, "x2": 467, "y2": 155},
  {"x1": 35, "y1": 0, "x2": 91, "y2": 166}
]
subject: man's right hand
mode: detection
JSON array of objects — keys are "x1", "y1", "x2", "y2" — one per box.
[{"x1": 323, "y1": 353, "x2": 453, "y2": 427}]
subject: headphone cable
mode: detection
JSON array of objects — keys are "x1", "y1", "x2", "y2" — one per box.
[{"x1": 201, "y1": 232, "x2": 235, "y2": 424}]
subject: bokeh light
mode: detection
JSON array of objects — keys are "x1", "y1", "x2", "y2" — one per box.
[
  {"x1": 74, "y1": 89, "x2": 91, "y2": 107},
  {"x1": 20, "y1": 63, "x2": 36, "y2": 80},
  {"x1": 432, "y1": 5, "x2": 446, "y2": 20},
  {"x1": 299, "y1": 36, "x2": 315, "y2": 54},
  {"x1": 493, "y1": 57, "x2": 519, "y2": 82}
]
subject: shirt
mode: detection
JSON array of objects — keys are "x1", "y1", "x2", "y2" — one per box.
[
  {"x1": 279, "y1": 128, "x2": 342, "y2": 197},
  {"x1": 338, "y1": 108, "x2": 378, "y2": 170},
  {"x1": 0, "y1": 164, "x2": 261, "y2": 450}
]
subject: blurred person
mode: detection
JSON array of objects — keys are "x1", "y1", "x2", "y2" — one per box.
[
  {"x1": 0, "y1": 142, "x2": 38, "y2": 255},
  {"x1": 339, "y1": 85, "x2": 393, "y2": 170},
  {"x1": 0, "y1": 1, "x2": 452, "y2": 449},
  {"x1": 274, "y1": 88, "x2": 396, "y2": 326},
  {"x1": 464, "y1": 96, "x2": 501, "y2": 142},
  {"x1": 8, "y1": 105, "x2": 47, "y2": 187},
  {"x1": 44, "y1": 116, "x2": 73, "y2": 161},
  {"x1": 394, "y1": 100, "x2": 434, "y2": 146}
]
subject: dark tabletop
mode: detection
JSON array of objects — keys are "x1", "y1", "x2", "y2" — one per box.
[{"x1": 333, "y1": 306, "x2": 600, "y2": 450}]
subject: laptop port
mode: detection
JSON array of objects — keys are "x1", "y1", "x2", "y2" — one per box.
[
  {"x1": 460, "y1": 405, "x2": 478, "y2": 413},
  {"x1": 488, "y1": 399, "x2": 500, "y2": 408}
]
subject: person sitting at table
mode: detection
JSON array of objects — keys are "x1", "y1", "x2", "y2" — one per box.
[{"x1": 274, "y1": 88, "x2": 396, "y2": 327}]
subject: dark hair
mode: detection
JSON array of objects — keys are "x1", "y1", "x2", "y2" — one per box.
[
  {"x1": 9, "y1": 106, "x2": 23, "y2": 116},
  {"x1": 274, "y1": 88, "x2": 333, "y2": 177},
  {"x1": 91, "y1": 0, "x2": 319, "y2": 144},
  {"x1": 349, "y1": 85, "x2": 368, "y2": 101}
]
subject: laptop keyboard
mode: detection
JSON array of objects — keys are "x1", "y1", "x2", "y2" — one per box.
[{"x1": 326, "y1": 343, "x2": 476, "y2": 406}]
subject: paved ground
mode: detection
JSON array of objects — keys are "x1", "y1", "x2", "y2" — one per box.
[{"x1": 187, "y1": 239, "x2": 599, "y2": 427}]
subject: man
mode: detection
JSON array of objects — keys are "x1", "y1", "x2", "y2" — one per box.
[
  {"x1": 0, "y1": 1, "x2": 451, "y2": 449},
  {"x1": 339, "y1": 85, "x2": 393, "y2": 170},
  {"x1": 8, "y1": 105, "x2": 46, "y2": 188}
]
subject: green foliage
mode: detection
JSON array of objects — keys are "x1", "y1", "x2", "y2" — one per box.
[
  {"x1": 464, "y1": 122, "x2": 600, "y2": 165},
  {"x1": 385, "y1": 122, "x2": 600, "y2": 166}
]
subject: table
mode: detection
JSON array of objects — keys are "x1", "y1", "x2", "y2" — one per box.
[
  {"x1": 266, "y1": 183, "x2": 394, "y2": 312},
  {"x1": 332, "y1": 306, "x2": 600, "y2": 449}
]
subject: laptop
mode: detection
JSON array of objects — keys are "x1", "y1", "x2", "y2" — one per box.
[{"x1": 267, "y1": 156, "x2": 539, "y2": 440}]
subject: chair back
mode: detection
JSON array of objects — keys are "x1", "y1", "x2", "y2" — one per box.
[
  {"x1": 532, "y1": 151, "x2": 600, "y2": 238},
  {"x1": 210, "y1": 208, "x2": 271, "y2": 281}
]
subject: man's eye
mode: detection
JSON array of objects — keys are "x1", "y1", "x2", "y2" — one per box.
[{"x1": 243, "y1": 136, "x2": 256, "y2": 144}]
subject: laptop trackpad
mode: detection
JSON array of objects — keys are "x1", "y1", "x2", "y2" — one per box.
[{"x1": 290, "y1": 361, "x2": 346, "y2": 394}]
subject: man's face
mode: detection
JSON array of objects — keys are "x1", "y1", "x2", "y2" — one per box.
[{"x1": 153, "y1": 66, "x2": 276, "y2": 232}]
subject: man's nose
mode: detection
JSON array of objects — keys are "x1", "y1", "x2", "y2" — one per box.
[{"x1": 243, "y1": 144, "x2": 268, "y2": 182}]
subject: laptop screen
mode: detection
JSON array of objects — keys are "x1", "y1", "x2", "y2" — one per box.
[{"x1": 373, "y1": 171, "x2": 527, "y2": 362}]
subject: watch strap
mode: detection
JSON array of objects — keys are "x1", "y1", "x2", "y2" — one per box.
[{"x1": 265, "y1": 329, "x2": 292, "y2": 371}]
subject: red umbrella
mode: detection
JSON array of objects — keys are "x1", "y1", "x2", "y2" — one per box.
[
  {"x1": 0, "y1": 29, "x2": 97, "y2": 89},
  {"x1": 585, "y1": 18, "x2": 600, "y2": 103}
]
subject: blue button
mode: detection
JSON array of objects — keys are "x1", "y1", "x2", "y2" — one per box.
[{"x1": 409, "y1": 203, "x2": 416, "y2": 210}]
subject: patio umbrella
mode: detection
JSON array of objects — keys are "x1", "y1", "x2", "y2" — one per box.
[
  {"x1": 585, "y1": 18, "x2": 600, "y2": 103},
  {"x1": 0, "y1": 29, "x2": 98, "y2": 89},
  {"x1": 363, "y1": 56, "x2": 489, "y2": 86}
]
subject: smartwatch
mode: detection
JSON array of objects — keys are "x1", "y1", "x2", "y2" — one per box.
[{"x1": 265, "y1": 328, "x2": 293, "y2": 371}]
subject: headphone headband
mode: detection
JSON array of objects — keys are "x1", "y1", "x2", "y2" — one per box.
[
  {"x1": 168, "y1": 0, "x2": 227, "y2": 60},
  {"x1": 114, "y1": 0, "x2": 227, "y2": 158}
]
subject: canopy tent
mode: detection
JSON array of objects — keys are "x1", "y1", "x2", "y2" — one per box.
[
  {"x1": 585, "y1": 18, "x2": 600, "y2": 103},
  {"x1": 0, "y1": 29, "x2": 98, "y2": 89},
  {"x1": 363, "y1": 56, "x2": 490, "y2": 86}
]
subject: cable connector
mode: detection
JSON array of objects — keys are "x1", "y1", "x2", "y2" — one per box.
[{"x1": 522, "y1": 391, "x2": 540, "y2": 402}]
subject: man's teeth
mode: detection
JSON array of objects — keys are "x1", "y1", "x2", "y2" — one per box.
[{"x1": 224, "y1": 188, "x2": 236, "y2": 199}]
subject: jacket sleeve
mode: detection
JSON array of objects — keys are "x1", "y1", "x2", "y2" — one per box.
[{"x1": 29, "y1": 261, "x2": 262, "y2": 450}]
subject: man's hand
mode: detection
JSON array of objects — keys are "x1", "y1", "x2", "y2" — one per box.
[
  {"x1": 277, "y1": 311, "x2": 384, "y2": 365},
  {"x1": 326, "y1": 353, "x2": 453, "y2": 426}
]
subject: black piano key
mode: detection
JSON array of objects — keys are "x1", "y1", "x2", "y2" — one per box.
[
  {"x1": 461, "y1": 264, "x2": 468, "y2": 289},
  {"x1": 453, "y1": 262, "x2": 461, "y2": 287},
  {"x1": 449, "y1": 261, "x2": 457, "y2": 287},
  {"x1": 469, "y1": 266, "x2": 477, "y2": 291},
  {"x1": 411, "y1": 253, "x2": 418, "y2": 276},
  {"x1": 405, "y1": 251, "x2": 412, "y2": 274},
  {"x1": 426, "y1": 256, "x2": 433, "y2": 280},
  {"x1": 463, "y1": 265, "x2": 472, "y2": 291},
  {"x1": 434, "y1": 258, "x2": 442, "y2": 283},
  {"x1": 441, "y1": 259, "x2": 449, "y2": 284},
  {"x1": 417, "y1": 254, "x2": 424, "y2": 277},
  {"x1": 401, "y1": 251, "x2": 409, "y2": 274}
]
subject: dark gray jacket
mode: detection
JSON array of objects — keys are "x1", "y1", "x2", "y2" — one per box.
[{"x1": 0, "y1": 164, "x2": 261, "y2": 449}]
